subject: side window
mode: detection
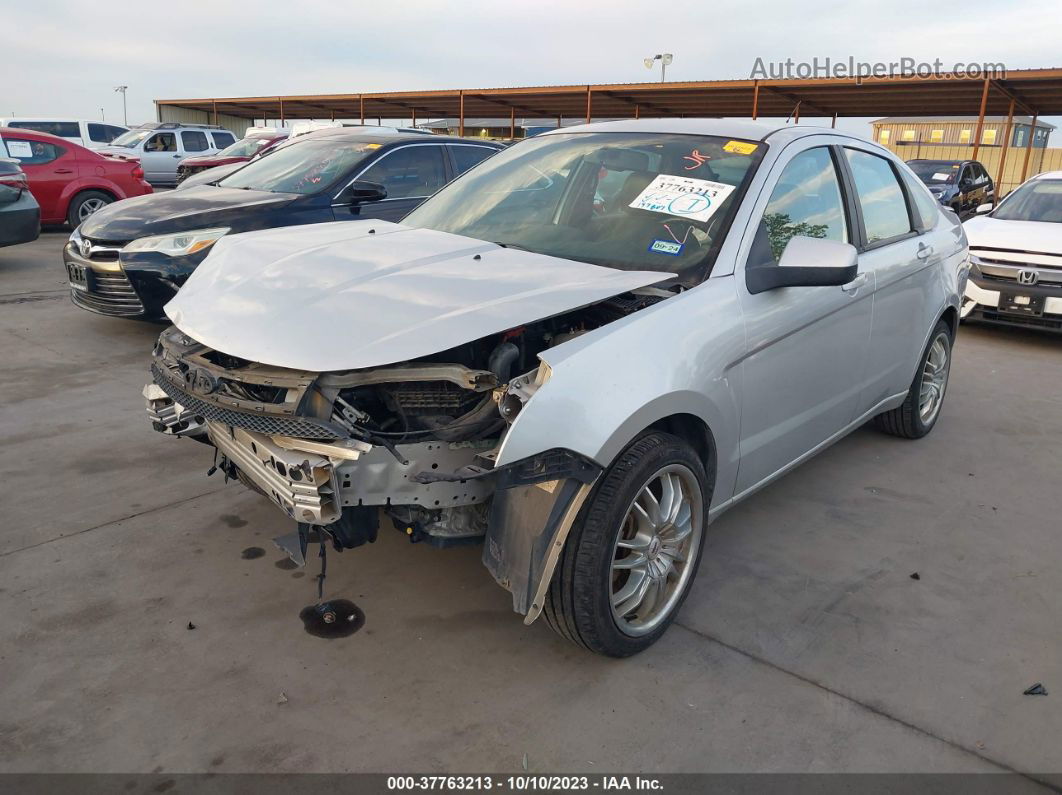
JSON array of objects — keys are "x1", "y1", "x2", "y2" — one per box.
[
  {"x1": 10, "y1": 121, "x2": 80, "y2": 138},
  {"x1": 211, "y1": 132, "x2": 235, "y2": 148},
  {"x1": 900, "y1": 169, "x2": 940, "y2": 230},
  {"x1": 182, "y1": 131, "x2": 209, "y2": 152},
  {"x1": 749, "y1": 147, "x2": 848, "y2": 267},
  {"x1": 105, "y1": 125, "x2": 127, "y2": 142},
  {"x1": 145, "y1": 133, "x2": 176, "y2": 153},
  {"x1": 358, "y1": 145, "x2": 447, "y2": 199},
  {"x1": 5, "y1": 138, "x2": 64, "y2": 165},
  {"x1": 844, "y1": 149, "x2": 913, "y2": 244},
  {"x1": 451, "y1": 145, "x2": 496, "y2": 175},
  {"x1": 88, "y1": 123, "x2": 118, "y2": 143}
]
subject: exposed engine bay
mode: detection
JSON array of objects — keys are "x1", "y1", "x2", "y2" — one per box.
[{"x1": 145, "y1": 290, "x2": 670, "y2": 575}]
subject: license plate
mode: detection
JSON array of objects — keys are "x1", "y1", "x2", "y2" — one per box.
[
  {"x1": 999, "y1": 293, "x2": 1044, "y2": 316},
  {"x1": 66, "y1": 261, "x2": 89, "y2": 291}
]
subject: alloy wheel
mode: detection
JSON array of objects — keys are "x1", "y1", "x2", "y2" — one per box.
[
  {"x1": 610, "y1": 463, "x2": 704, "y2": 637},
  {"x1": 919, "y1": 333, "x2": 950, "y2": 424}
]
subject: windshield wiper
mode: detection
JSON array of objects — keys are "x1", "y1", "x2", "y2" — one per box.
[{"x1": 493, "y1": 241, "x2": 532, "y2": 252}]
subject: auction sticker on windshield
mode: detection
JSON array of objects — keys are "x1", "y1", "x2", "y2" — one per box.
[{"x1": 629, "y1": 175, "x2": 736, "y2": 224}]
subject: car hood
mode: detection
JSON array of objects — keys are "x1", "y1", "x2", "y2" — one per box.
[
  {"x1": 79, "y1": 186, "x2": 297, "y2": 240},
  {"x1": 166, "y1": 221, "x2": 674, "y2": 372},
  {"x1": 964, "y1": 215, "x2": 1062, "y2": 255}
]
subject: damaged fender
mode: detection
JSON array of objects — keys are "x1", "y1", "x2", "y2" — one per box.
[{"x1": 487, "y1": 278, "x2": 747, "y2": 622}]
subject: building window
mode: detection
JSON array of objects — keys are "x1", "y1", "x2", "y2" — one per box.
[
  {"x1": 930, "y1": 129, "x2": 944, "y2": 143},
  {"x1": 982, "y1": 129, "x2": 997, "y2": 145},
  {"x1": 1015, "y1": 129, "x2": 1026, "y2": 147},
  {"x1": 958, "y1": 129, "x2": 972, "y2": 144},
  {"x1": 901, "y1": 130, "x2": 916, "y2": 141},
  {"x1": 878, "y1": 129, "x2": 890, "y2": 144}
]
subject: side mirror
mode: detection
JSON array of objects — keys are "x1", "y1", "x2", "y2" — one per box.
[
  {"x1": 337, "y1": 181, "x2": 387, "y2": 205},
  {"x1": 746, "y1": 236, "x2": 859, "y2": 294},
  {"x1": 975, "y1": 202, "x2": 993, "y2": 214}
]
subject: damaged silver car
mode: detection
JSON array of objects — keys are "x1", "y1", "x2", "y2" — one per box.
[{"x1": 145, "y1": 119, "x2": 967, "y2": 656}]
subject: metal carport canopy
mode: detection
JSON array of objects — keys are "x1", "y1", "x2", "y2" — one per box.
[{"x1": 156, "y1": 68, "x2": 1062, "y2": 125}]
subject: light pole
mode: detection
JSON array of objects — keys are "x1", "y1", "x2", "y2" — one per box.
[
  {"x1": 114, "y1": 86, "x2": 128, "y2": 126},
  {"x1": 643, "y1": 53, "x2": 673, "y2": 83}
]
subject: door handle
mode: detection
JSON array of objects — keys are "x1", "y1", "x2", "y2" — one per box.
[
  {"x1": 841, "y1": 273, "x2": 868, "y2": 294},
  {"x1": 917, "y1": 243, "x2": 934, "y2": 260},
  {"x1": 54, "y1": 168, "x2": 74, "y2": 174},
  {"x1": 173, "y1": 154, "x2": 183, "y2": 158}
]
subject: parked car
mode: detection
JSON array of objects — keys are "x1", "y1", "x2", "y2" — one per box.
[
  {"x1": 66, "y1": 130, "x2": 502, "y2": 318},
  {"x1": 97, "y1": 123, "x2": 237, "y2": 185},
  {"x1": 0, "y1": 128, "x2": 152, "y2": 227},
  {"x1": 906, "y1": 159, "x2": 994, "y2": 216},
  {"x1": 174, "y1": 125, "x2": 432, "y2": 191},
  {"x1": 0, "y1": 118, "x2": 129, "y2": 151},
  {"x1": 142, "y1": 119, "x2": 965, "y2": 656},
  {"x1": 962, "y1": 170, "x2": 1062, "y2": 331},
  {"x1": 0, "y1": 151, "x2": 40, "y2": 247},
  {"x1": 176, "y1": 128, "x2": 290, "y2": 185}
]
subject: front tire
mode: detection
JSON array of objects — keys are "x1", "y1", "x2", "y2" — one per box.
[
  {"x1": 543, "y1": 431, "x2": 709, "y2": 657},
  {"x1": 874, "y1": 320, "x2": 952, "y2": 439},
  {"x1": 67, "y1": 190, "x2": 113, "y2": 228}
]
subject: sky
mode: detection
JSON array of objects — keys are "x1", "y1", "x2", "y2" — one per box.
[{"x1": 4, "y1": 0, "x2": 1060, "y2": 138}]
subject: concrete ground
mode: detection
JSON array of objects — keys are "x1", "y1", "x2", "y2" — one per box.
[{"x1": 1, "y1": 230, "x2": 1060, "y2": 777}]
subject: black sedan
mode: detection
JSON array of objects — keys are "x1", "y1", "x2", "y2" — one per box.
[{"x1": 63, "y1": 130, "x2": 502, "y2": 319}]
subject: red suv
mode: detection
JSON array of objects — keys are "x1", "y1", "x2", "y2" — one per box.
[
  {"x1": 175, "y1": 130, "x2": 288, "y2": 185},
  {"x1": 0, "y1": 128, "x2": 152, "y2": 227}
]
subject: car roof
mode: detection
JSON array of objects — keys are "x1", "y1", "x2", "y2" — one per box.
[
  {"x1": 285, "y1": 129, "x2": 502, "y2": 146},
  {"x1": 1031, "y1": 170, "x2": 1062, "y2": 181},
  {"x1": 539, "y1": 117, "x2": 877, "y2": 147}
]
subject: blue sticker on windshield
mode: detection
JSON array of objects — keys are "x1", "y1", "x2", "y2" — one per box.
[{"x1": 649, "y1": 239, "x2": 683, "y2": 256}]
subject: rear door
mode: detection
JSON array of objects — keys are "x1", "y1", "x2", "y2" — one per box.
[
  {"x1": 841, "y1": 146, "x2": 935, "y2": 409},
  {"x1": 734, "y1": 142, "x2": 874, "y2": 496},
  {"x1": 2, "y1": 135, "x2": 74, "y2": 223},
  {"x1": 339, "y1": 143, "x2": 450, "y2": 222},
  {"x1": 140, "y1": 132, "x2": 179, "y2": 182}
]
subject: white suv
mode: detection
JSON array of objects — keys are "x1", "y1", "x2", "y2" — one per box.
[
  {"x1": 0, "y1": 118, "x2": 129, "y2": 151},
  {"x1": 98, "y1": 123, "x2": 237, "y2": 185}
]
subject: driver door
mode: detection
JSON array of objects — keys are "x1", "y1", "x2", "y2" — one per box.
[
  {"x1": 139, "y1": 132, "x2": 178, "y2": 183},
  {"x1": 734, "y1": 144, "x2": 874, "y2": 496},
  {"x1": 337, "y1": 144, "x2": 450, "y2": 223}
]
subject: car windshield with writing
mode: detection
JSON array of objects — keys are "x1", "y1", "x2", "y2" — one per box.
[
  {"x1": 402, "y1": 132, "x2": 765, "y2": 283},
  {"x1": 907, "y1": 160, "x2": 959, "y2": 184},
  {"x1": 215, "y1": 140, "x2": 376, "y2": 195}
]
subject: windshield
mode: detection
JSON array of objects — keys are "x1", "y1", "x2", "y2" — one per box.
[
  {"x1": 110, "y1": 129, "x2": 153, "y2": 148},
  {"x1": 907, "y1": 161, "x2": 959, "y2": 184},
  {"x1": 217, "y1": 136, "x2": 278, "y2": 158},
  {"x1": 402, "y1": 132, "x2": 764, "y2": 281},
  {"x1": 216, "y1": 139, "x2": 377, "y2": 194},
  {"x1": 992, "y1": 179, "x2": 1062, "y2": 223}
]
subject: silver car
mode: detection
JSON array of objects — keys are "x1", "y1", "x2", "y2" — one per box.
[{"x1": 145, "y1": 119, "x2": 967, "y2": 656}]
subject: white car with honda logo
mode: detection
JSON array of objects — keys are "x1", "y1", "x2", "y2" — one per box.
[{"x1": 962, "y1": 171, "x2": 1062, "y2": 332}]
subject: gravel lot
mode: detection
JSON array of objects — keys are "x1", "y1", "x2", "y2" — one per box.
[{"x1": 1, "y1": 230, "x2": 1060, "y2": 776}]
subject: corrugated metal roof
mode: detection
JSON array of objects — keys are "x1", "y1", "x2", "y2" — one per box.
[
  {"x1": 156, "y1": 68, "x2": 1062, "y2": 123},
  {"x1": 872, "y1": 115, "x2": 1056, "y2": 128}
]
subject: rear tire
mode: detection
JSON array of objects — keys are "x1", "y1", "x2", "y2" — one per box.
[
  {"x1": 67, "y1": 190, "x2": 113, "y2": 228},
  {"x1": 543, "y1": 431, "x2": 709, "y2": 657},
  {"x1": 873, "y1": 320, "x2": 952, "y2": 439}
]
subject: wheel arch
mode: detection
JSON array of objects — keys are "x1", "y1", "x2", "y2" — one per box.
[{"x1": 64, "y1": 185, "x2": 119, "y2": 219}]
